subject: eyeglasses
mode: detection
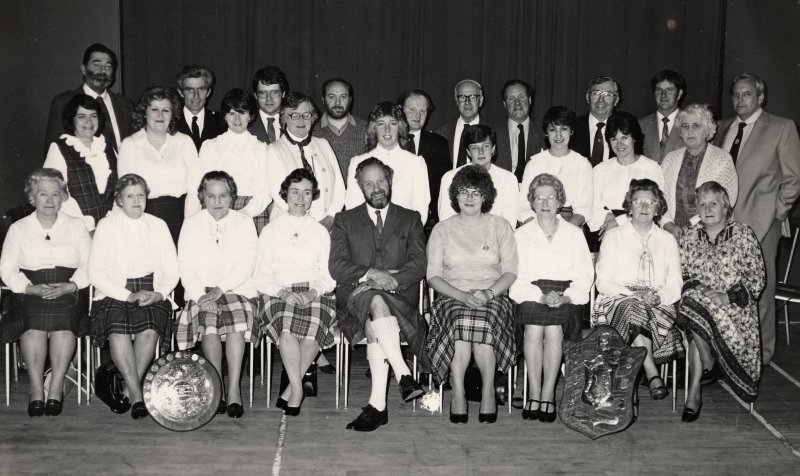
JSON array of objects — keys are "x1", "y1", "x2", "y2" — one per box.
[
  {"x1": 287, "y1": 112, "x2": 314, "y2": 121},
  {"x1": 589, "y1": 91, "x2": 618, "y2": 100},
  {"x1": 182, "y1": 86, "x2": 208, "y2": 97},
  {"x1": 90, "y1": 64, "x2": 114, "y2": 73},
  {"x1": 256, "y1": 90, "x2": 283, "y2": 99},
  {"x1": 456, "y1": 94, "x2": 482, "y2": 103},
  {"x1": 632, "y1": 199, "x2": 658, "y2": 208},
  {"x1": 533, "y1": 194, "x2": 556, "y2": 202},
  {"x1": 457, "y1": 189, "x2": 483, "y2": 200}
]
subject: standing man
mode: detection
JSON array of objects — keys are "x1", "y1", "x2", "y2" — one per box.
[
  {"x1": 330, "y1": 158, "x2": 428, "y2": 431},
  {"x1": 398, "y1": 89, "x2": 450, "y2": 231},
  {"x1": 493, "y1": 79, "x2": 543, "y2": 180},
  {"x1": 435, "y1": 79, "x2": 492, "y2": 170},
  {"x1": 249, "y1": 66, "x2": 289, "y2": 144},
  {"x1": 313, "y1": 78, "x2": 367, "y2": 177},
  {"x1": 175, "y1": 65, "x2": 226, "y2": 151},
  {"x1": 714, "y1": 73, "x2": 800, "y2": 364},
  {"x1": 572, "y1": 76, "x2": 621, "y2": 166},
  {"x1": 45, "y1": 43, "x2": 135, "y2": 152},
  {"x1": 639, "y1": 69, "x2": 686, "y2": 163}
]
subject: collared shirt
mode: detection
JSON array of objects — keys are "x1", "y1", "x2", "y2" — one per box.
[
  {"x1": 508, "y1": 117, "x2": 530, "y2": 173},
  {"x1": 589, "y1": 114, "x2": 611, "y2": 162},
  {"x1": 518, "y1": 149, "x2": 593, "y2": 224},
  {"x1": 409, "y1": 130, "x2": 422, "y2": 155},
  {"x1": 722, "y1": 108, "x2": 764, "y2": 152},
  {"x1": 320, "y1": 113, "x2": 357, "y2": 137},
  {"x1": 365, "y1": 202, "x2": 390, "y2": 227},
  {"x1": 451, "y1": 115, "x2": 481, "y2": 167},
  {"x1": 438, "y1": 164, "x2": 519, "y2": 227},
  {"x1": 83, "y1": 84, "x2": 121, "y2": 147},
  {"x1": 118, "y1": 130, "x2": 199, "y2": 198},
  {"x1": 183, "y1": 107, "x2": 206, "y2": 136},
  {"x1": 657, "y1": 109, "x2": 680, "y2": 140},
  {"x1": 259, "y1": 110, "x2": 281, "y2": 140}
]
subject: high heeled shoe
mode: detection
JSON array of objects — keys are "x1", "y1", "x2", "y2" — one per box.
[
  {"x1": 478, "y1": 402, "x2": 497, "y2": 424},
  {"x1": 449, "y1": 401, "x2": 468, "y2": 424},
  {"x1": 648, "y1": 375, "x2": 669, "y2": 400},
  {"x1": 522, "y1": 399, "x2": 541, "y2": 421},
  {"x1": 682, "y1": 402, "x2": 703, "y2": 422},
  {"x1": 217, "y1": 398, "x2": 227, "y2": 415},
  {"x1": 131, "y1": 401, "x2": 149, "y2": 420},
  {"x1": 44, "y1": 395, "x2": 64, "y2": 416},
  {"x1": 227, "y1": 402, "x2": 244, "y2": 418},
  {"x1": 699, "y1": 366, "x2": 718, "y2": 386},
  {"x1": 284, "y1": 405, "x2": 301, "y2": 417},
  {"x1": 27, "y1": 400, "x2": 45, "y2": 417},
  {"x1": 539, "y1": 401, "x2": 557, "y2": 423},
  {"x1": 276, "y1": 397, "x2": 288, "y2": 410}
]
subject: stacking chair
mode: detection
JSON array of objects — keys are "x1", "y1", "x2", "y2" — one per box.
[{"x1": 775, "y1": 223, "x2": 800, "y2": 345}]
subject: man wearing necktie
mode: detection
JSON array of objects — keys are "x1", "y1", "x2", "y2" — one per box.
[
  {"x1": 638, "y1": 70, "x2": 687, "y2": 164},
  {"x1": 572, "y1": 76, "x2": 621, "y2": 167},
  {"x1": 45, "y1": 43, "x2": 135, "y2": 153},
  {"x1": 248, "y1": 66, "x2": 289, "y2": 144},
  {"x1": 713, "y1": 73, "x2": 800, "y2": 365},
  {"x1": 175, "y1": 65, "x2": 226, "y2": 152},
  {"x1": 493, "y1": 79, "x2": 543, "y2": 181},
  {"x1": 435, "y1": 79, "x2": 492, "y2": 170}
]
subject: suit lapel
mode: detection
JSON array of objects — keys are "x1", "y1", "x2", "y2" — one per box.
[
  {"x1": 380, "y1": 205, "x2": 400, "y2": 246},
  {"x1": 739, "y1": 112, "x2": 769, "y2": 161}
]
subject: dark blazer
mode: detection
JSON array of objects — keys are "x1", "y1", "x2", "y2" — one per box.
[
  {"x1": 572, "y1": 114, "x2": 616, "y2": 166},
  {"x1": 247, "y1": 113, "x2": 279, "y2": 144},
  {"x1": 434, "y1": 116, "x2": 492, "y2": 163},
  {"x1": 175, "y1": 109, "x2": 227, "y2": 151},
  {"x1": 493, "y1": 119, "x2": 544, "y2": 174},
  {"x1": 638, "y1": 112, "x2": 684, "y2": 164},
  {"x1": 417, "y1": 130, "x2": 451, "y2": 224},
  {"x1": 45, "y1": 85, "x2": 135, "y2": 153}
]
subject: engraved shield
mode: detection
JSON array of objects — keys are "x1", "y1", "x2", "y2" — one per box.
[{"x1": 559, "y1": 325, "x2": 646, "y2": 439}]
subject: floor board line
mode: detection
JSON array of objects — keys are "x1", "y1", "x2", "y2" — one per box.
[
  {"x1": 770, "y1": 361, "x2": 800, "y2": 391},
  {"x1": 272, "y1": 414, "x2": 288, "y2": 476}
]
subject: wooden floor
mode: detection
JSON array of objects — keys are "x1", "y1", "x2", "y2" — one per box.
[{"x1": 2, "y1": 322, "x2": 800, "y2": 475}]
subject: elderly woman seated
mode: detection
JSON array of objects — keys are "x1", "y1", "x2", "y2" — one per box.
[
  {"x1": 677, "y1": 181, "x2": 764, "y2": 421},
  {"x1": 176, "y1": 171, "x2": 258, "y2": 418},
  {"x1": 509, "y1": 173, "x2": 593, "y2": 422},
  {"x1": 254, "y1": 169, "x2": 337, "y2": 416},
  {"x1": 89, "y1": 173, "x2": 179, "y2": 420},
  {"x1": 0, "y1": 169, "x2": 91, "y2": 417},
  {"x1": 426, "y1": 165, "x2": 518, "y2": 424},
  {"x1": 593, "y1": 178, "x2": 683, "y2": 401}
]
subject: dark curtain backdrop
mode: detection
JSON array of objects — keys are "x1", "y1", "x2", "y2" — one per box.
[{"x1": 121, "y1": 0, "x2": 725, "y2": 128}]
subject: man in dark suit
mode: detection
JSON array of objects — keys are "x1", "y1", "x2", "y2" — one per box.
[
  {"x1": 330, "y1": 157, "x2": 428, "y2": 431},
  {"x1": 44, "y1": 43, "x2": 134, "y2": 153},
  {"x1": 493, "y1": 79, "x2": 543, "y2": 180},
  {"x1": 175, "y1": 65, "x2": 226, "y2": 151},
  {"x1": 572, "y1": 76, "x2": 621, "y2": 166},
  {"x1": 248, "y1": 66, "x2": 289, "y2": 144},
  {"x1": 435, "y1": 79, "x2": 491, "y2": 170},
  {"x1": 714, "y1": 73, "x2": 800, "y2": 365},
  {"x1": 399, "y1": 89, "x2": 450, "y2": 232},
  {"x1": 638, "y1": 69, "x2": 686, "y2": 163}
]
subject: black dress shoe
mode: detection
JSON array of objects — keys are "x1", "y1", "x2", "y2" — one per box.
[
  {"x1": 44, "y1": 397, "x2": 64, "y2": 416},
  {"x1": 276, "y1": 397, "x2": 288, "y2": 410},
  {"x1": 449, "y1": 409, "x2": 468, "y2": 424},
  {"x1": 682, "y1": 402, "x2": 703, "y2": 422},
  {"x1": 284, "y1": 405, "x2": 301, "y2": 417},
  {"x1": 346, "y1": 404, "x2": 388, "y2": 431},
  {"x1": 522, "y1": 399, "x2": 541, "y2": 421},
  {"x1": 217, "y1": 399, "x2": 227, "y2": 415},
  {"x1": 27, "y1": 400, "x2": 45, "y2": 417},
  {"x1": 399, "y1": 375, "x2": 424, "y2": 402},
  {"x1": 318, "y1": 364, "x2": 335, "y2": 375},
  {"x1": 648, "y1": 375, "x2": 669, "y2": 400},
  {"x1": 539, "y1": 401, "x2": 557, "y2": 423},
  {"x1": 227, "y1": 403, "x2": 244, "y2": 418},
  {"x1": 478, "y1": 402, "x2": 498, "y2": 424},
  {"x1": 131, "y1": 401, "x2": 149, "y2": 420},
  {"x1": 700, "y1": 366, "x2": 718, "y2": 386}
]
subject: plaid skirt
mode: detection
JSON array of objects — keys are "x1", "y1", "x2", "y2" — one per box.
[
  {"x1": 0, "y1": 267, "x2": 89, "y2": 343},
  {"x1": 175, "y1": 290, "x2": 257, "y2": 350},
  {"x1": 256, "y1": 283, "x2": 337, "y2": 349},
  {"x1": 232, "y1": 196, "x2": 270, "y2": 235},
  {"x1": 90, "y1": 274, "x2": 172, "y2": 352},
  {"x1": 593, "y1": 293, "x2": 684, "y2": 364},
  {"x1": 426, "y1": 294, "x2": 516, "y2": 383},
  {"x1": 517, "y1": 279, "x2": 582, "y2": 342},
  {"x1": 146, "y1": 194, "x2": 185, "y2": 244}
]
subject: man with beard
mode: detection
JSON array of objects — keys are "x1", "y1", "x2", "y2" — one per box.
[
  {"x1": 174, "y1": 65, "x2": 226, "y2": 151},
  {"x1": 313, "y1": 78, "x2": 367, "y2": 177},
  {"x1": 44, "y1": 43, "x2": 135, "y2": 153},
  {"x1": 572, "y1": 75, "x2": 621, "y2": 166},
  {"x1": 493, "y1": 79, "x2": 543, "y2": 181},
  {"x1": 435, "y1": 79, "x2": 492, "y2": 169},
  {"x1": 248, "y1": 65, "x2": 289, "y2": 144},
  {"x1": 330, "y1": 157, "x2": 429, "y2": 431}
]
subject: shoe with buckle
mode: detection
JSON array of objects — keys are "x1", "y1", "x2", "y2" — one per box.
[
  {"x1": 399, "y1": 374, "x2": 424, "y2": 402},
  {"x1": 44, "y1": 395, "x2": 64, "y2": 416},
  {"x1": 648, "y1": 375, "x2": 669, "y2": 400},
  {"x1": 346, "y1": 404, "x2": 388, "y2": 431},
  {"x1": 682, "y1": 402, "x2": 703, "y2": 422}
]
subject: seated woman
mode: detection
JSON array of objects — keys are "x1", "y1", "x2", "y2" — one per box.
[
  {"x1": 0, "y1": 169, "x2": 91, "y2": 417},
  {"x1": 89, "y1": 174, "x2": 179, "y2": 420},
  {"x1": 254, "y1": 168, "x2": 337, "y2": 416},
  {"x1": 176, "y1": 171, "x2": 258, "y2": 418},
  {"x1": 509, "y1": 173, "x2": 593, "y2": 422},
  {"x1": 43, "y1": 94, "x2": 117, "y2": 232},
  {"x1": 677, "y1": 181, "x2": 764, "y2": 421},
  {"x1": 426, "y1": 165, "x2": 518, "y2": 424},
  {"x1": 660, "y1": 104, "x2": 738, "y2": 240},
  {"x1": 593, "y1": 178, "x2": 683, "y2": 401}
]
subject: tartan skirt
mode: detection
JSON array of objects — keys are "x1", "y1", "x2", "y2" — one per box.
[
  {"x1": 593, "y1": 293, "x2": 684, "y2": 364},
  {"x1": 175, "y1": 290, "x2": 257, "y2": 350},
  {"x1": 256, "y1": 283, "x2": 337, "y2": 349},
  {"x1": 517, "y1": 279, "x2": 582, "y2": 341},
  {"x1": 90, "y1": 274, "x2": 172, "y2": 351},
  {"x1": 0, "y1": 267, "x2": 89, "y2": 343},
  {"x1": 232, "y1": 196, "x2": 270, "y2": 235},
  {"x1": 426, "y1": 294, "x2": 516, "y2": 383},
  {"x1": 145, "y1": 194, "x2": 185, "y2": 244}
]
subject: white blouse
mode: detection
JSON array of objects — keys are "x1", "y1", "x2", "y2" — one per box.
[
  {"x1": 43, "y1": 134, "x2": 114, "y2": 231},
  {"x1": 518, "y1": 149, "x2": 593, "y2": 224},
  {"x1": 346, "y1": 146, "x2": 431, "y2": 222},
  {"x1": 509, "y1": 216, "x2": 593, "y2": 305},
  {"x1": 117, "y1": 130, "x2": 199, "y2": 198},
  {"x1": 0, "y1": 212, "x2": 91, "y2": 293},
  {"x1": 595, "y1": 221, "x2": 682, "y2": 305},
  {"x1": 588, "y1": 156, "x2": 665, "y2": 232},
  {"x1": 438, "y1": 164, "x2": 519, "y2": 227},
  {"x1": 178, "y1": 209, "x2": 258, "y2": 302},
  {"x1": 88, "y1": 211, "x2": 179, "y2": 301},
  {"x1": 253, "y1": 213, "x2": 336, "y2": 297},
  {"x1": 185, "y1": 130, "x2": 272, "y2": 218}
]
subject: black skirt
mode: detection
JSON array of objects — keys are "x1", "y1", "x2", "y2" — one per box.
[
  {"x1": 145, "y1": 194, "x2": 185, "y2": 245},
  {"x1": 517, "y1": 279, "x2": 581, "y2": 341}
]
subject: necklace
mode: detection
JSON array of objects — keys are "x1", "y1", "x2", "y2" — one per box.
[{"x1": 540, "y1": 218, "x2": 559, "y2": 240}]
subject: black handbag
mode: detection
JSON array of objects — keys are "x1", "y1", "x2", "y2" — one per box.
[
  {"x1": 463, "y1": 366, "x2": 508, "y2": 405},
  {"x1": 279, "y1": 364, "x2": 318, "y2": 397},
  {"x1": 94, "y1": 361, "x2": 131, "y2": 414}
]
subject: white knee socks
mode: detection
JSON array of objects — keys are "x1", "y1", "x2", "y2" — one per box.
[
  {"x1": 366, "y1": 343, "x2": 389, "y2": 411},
  {"x1": 370, "y1": 316, "x2": 411, "y2": 382}
]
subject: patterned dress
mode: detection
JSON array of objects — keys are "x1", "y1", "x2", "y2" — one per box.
[{"x1": 677, "y1": 220, "x2": 765, "y2": 402}]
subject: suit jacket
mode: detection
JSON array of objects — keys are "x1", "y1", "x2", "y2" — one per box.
[
  {"x1": 573, "y1": 114, "x2": 616, "y2": 166},
  {"x1": 714, "y1": 111, "x2": 800, "y2": 241},
  {"x1": 639, "y1": 112, "x2": 684, "y2": 164},
  {"x1": 45, "y1": 85, "x2": 135, "y2": 153},
  {"x1": 434, "y1": 116, "x2": 492, "y2": 165},
  {"x1": 493, "y1": 119, "x2": 544, "y2": 174},
  {"x1": 175, "y1": 109, "x2": 227, "y2": 151},
  {"x1": 247, "y1": 113, "x2": 279, "y2": 144},
  {"x1": 417, "y1": 129, "x2": 451, "y2": 224}
]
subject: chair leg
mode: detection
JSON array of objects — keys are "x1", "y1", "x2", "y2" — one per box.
[
  {"x1": 77, "y1": 338, "x2": 82, "y2": 405},
  {"x1": 412, "y1": 355, "x2": 418, "y2": 411},
  {"x1": 86, "y1": 336, "x2": 92, "y2": 404},
  {"x1": 344, "y1": 341, "x2": 350, "y2": 409},
  {"x1": 260, "y1": 337, "x2": 265, "y2": 386},
  {"x1": 508, "y1": 367, "x2": 513, "y2": 413},
  {"x1": 672, "y1": 359, "x2": 677, "y2": 412},
  {"x1": 785, "y1": 305, "x2": 791, "y2": 345},
  {"x1": 335, "y1": 339, "x2": 340, "y2": 409},
  {"x1": 13, "y1": 343, "x2": 19, "y2": 382},
  {"x1": 5, "y1": 342, "x2": 10, "y2": 406},
  {"x1": 523, "y1": 361, "x2": 528, "y2": 405},
  {"x1": 249, "y1": 341, "x2": 254, "y2": 408}
]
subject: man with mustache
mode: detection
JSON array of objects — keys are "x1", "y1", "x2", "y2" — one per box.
[
  {"x1": 435, "y1": 79, "x2": 493, "y2": 170},
  {"x1": 44, "y1": 43, "x2": 135, "y2": 153},
  {"x1": 313, "y1": 78, "x2": 367, "y2": 177},
  {"x1": 330, "y1": 157, "x2": 429, "y2": 431},
  {"x1": 493, "y1": 79, "x2": 543, "y2": 181},
  {"x1": 638, "y1": 69, "x2": 687, "y2": 164},
  {"x1": 572, "y1": 75, "x2": 622, "y2": 166}
]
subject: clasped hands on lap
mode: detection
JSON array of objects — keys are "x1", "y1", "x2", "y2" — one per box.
[
  {"x1": 126, "y1": 290, "x2": 164, "y2": 306},
  {"x1": 539, "y1": 291, "x2": 571, "y2": 308},
  {"x1": 26, "y1": 282, "x2": 77, "y2": 299},
  {"x1": 352, "y1": 268, "x2": 399, "y2": 295}
]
